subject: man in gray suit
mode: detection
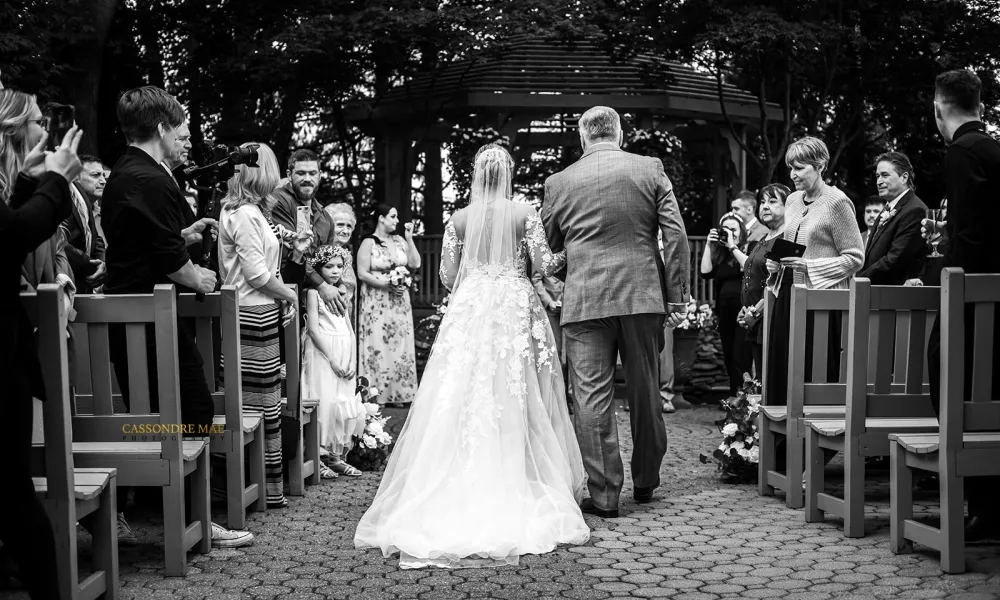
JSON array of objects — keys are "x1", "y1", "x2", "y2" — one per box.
[{"x1": 542, "y1": 106, "x2": 691, "y2": 518}]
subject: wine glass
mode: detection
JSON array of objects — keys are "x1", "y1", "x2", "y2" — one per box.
[{"x1": 926, "y1": 208, "x2": 944, "y2": 258}]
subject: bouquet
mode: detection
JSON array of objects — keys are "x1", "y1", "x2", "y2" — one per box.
[
  {"x1": 675, "y1": 299, "x2": 716, "y2": 331},
  {"x1": 345, "y1": 376, "x2": 394, "y2": 471},
  {"x1": 700, "y1": 374, "x2": 761, "y2": 483},
  {"x1": 388, "y1": 265, "x2": 416, "y2": 292}
]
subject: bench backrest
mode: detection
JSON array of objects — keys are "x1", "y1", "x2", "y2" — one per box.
[
  {"x1": 787, "y1": 285, "x2": 850, "y2": 415},
  {"x1": 176, "y1": 287, "x2": 242, "y2": 425},
  {"x1": 284, "y1": 285, "x2": 302, "y2": 415},
  {"x1": 846, "y1": 278, "x2": 937, "y2": 432},
  {"x1": 70, "y1": 284, "x2": 183, "y2": 463},
  {"x1": 22, "y1": 285, "x2": 74, "y2": 505},
  {"x1": 941, "y1": 268, "x2": 1000, "y2": 448}
]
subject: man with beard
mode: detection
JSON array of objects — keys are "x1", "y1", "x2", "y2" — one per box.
[{"x1": 272, "y1": 149, "x2": 348, "y2": 313}]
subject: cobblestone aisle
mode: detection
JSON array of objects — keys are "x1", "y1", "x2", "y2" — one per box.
[{"x1": 4, "y1": 406, "x2": 999, "y2": 599}]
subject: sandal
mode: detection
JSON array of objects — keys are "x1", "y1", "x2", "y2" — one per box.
[
  {"x1": 319, "y1": 464, "x2": 339, "y2": 480},
  {"x1": 332, "y1": 461, "x2": 363, "y2": 477},
  {"x1": 267, "y1": 497, "x2": 289, "y2": 509}
]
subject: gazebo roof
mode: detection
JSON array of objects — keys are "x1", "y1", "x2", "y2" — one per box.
[{"x1": 346, "y1": 35, "x2": 784, "y2": 129}]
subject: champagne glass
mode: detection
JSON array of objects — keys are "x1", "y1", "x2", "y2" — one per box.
[{"x1": 926, "y1": 209, "x2": 944, "y2": 258}]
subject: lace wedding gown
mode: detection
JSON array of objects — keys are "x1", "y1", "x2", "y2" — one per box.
[{"x1": 354, "y1": 199, "x2": 589, "y2": 569}]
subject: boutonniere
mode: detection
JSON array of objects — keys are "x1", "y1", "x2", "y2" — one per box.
[{"x1": 878, "y1": 208, "x2": 898, "y2": 227}]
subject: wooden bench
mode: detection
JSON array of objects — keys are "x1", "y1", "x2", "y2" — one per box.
[
  {"x1": 759, "y1": 284, "x2": 850, "y2": 509},
  {"x1": 804, "y1": 278, "x2": 937, "y2": 536},
  {"x1": 70, "y1": 284, "x2": 211, "y2": 576},
  {"x1": 23, "y1": 284, "x2": 119, "y2": 600},
  {"x1": 282, "y1": 285, "x2": 321, "y2": 495},
  {"x1": 178, "y1": 287, "x2": 266, "y2": 529},
  {"x1": 890, "y1": 268, "x2": 1000, "y2": 573}
]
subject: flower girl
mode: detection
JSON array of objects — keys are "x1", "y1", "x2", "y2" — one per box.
[{"x1": 301, "y1": 245, "x2": 366, "y2": 478}]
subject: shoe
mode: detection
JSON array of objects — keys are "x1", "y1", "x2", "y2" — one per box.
[
  {"x1": 965, "y1": 516, "x2": 1000, "y2": 543},
  {"x1": 662, "y1": 399, "x2": 676, "y2": 413},
  {"x1": 580, "y1": 498, "x2": 619, "y2": 518},
  {"x1": 634, "y1": 485, "x2": 656, "y2": 504},
  {"x1": 267, "y1": 497, "x2": 289, "y2": 509},
  {"x1": 117, "y1": 512, "x2": 137, "y2": 544},
  {"x1": 211, "y1": 522, "x2": 254, "y2": 548},
  {"x1": 319, "y1": 463, "x2": 339, "y2": 480}
]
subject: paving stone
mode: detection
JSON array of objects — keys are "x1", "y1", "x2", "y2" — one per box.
[{"x1": 72, "y1": 406, "x2": 997, "y2": 600}]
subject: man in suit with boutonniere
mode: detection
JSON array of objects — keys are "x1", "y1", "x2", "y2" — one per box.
[{"x1": 858, "y1": 151, "x2": 928, "y2": 286}]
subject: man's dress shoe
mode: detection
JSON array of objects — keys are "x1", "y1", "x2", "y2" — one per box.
[
  {"x1": 965, "y1": 516, "x2": 1000, "y2": 543},
  {"x1": 634, "y1": 486, "x2": 656, "y2": 504},
  {"x1": 580, "y1": 498, "x2": 619, "y2": 518}
]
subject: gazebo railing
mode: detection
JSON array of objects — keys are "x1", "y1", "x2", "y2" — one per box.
[{"x1": 412, "y1": 235, "x2": 713, "y2": 308}]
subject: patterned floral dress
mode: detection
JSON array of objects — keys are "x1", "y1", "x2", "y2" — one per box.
[{"x1": 358, "y1": 235, "x2": 417, "y2": 405}]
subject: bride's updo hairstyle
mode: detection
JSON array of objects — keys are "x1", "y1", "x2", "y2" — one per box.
[{"x1": 471, "y1": 143, "x2": 513, "y2": 203}]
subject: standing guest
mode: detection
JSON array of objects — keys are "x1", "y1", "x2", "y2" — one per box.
[
  {"x1": 324, "y1": 202, "x2": 359, "y2": 321},
  {"x1": 701, "y1": 212, "x2": 753, "y2": 397},
  {"x1": 76, "y1": 155, "x2": 108, "y2": 243},
  {"x1": 0, "y1": 86, "x2": 82, "y2": 600},
  {"x1": 764, "y1": 137, "x2": 864, "y2": 406},
  {"x1": 657, "y1": 230, "x2": 684, "y2": 413},
  {"x1": 859, "y1": 152, "x2": 928, "y2": 286},
  {"x1": 731, "y1": 189, "x2": 768, "y2": 243},
  {"x1": 63, "y1": 154, "x2": 106, "y2": 293},
  {"x1": 357, "y1": 204, "x2": 420, "y2": 407},
  {"x1": 860, "y1": 195, "x2": 884, "y2": 248},
  {"x1": 301, "y1": 245, "x2": 365, "y2": 478},
  {"x1": 923, "y1": 69, "x2": 1000, "y2": 541},
  {"x1": 162, "y1": 122, "x2": 197, "y2": 215},
  {"x1": 103, "y1": 86, "x2": 252, "y2": 547},
  {"x1": 271, "y1": 149, "x2": 348, "y2": 314},
  {"x1": 218, "y1": 143, "x2": 311, "y2": 508},
  {"x1": 737, "y1": 184, "x2": 790, "y2": 376}
]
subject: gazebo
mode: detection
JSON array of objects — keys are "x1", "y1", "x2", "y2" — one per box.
[{"x1": 345, "y1": 35, "x2": 784, "y2": 305}]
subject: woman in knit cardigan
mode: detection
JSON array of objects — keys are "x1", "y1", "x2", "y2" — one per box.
[{"x1": 764, "y1": 137, "x2": 864, "y2": 406}]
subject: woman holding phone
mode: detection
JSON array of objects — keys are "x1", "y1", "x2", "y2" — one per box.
[
  {"x1": 701, "y1": 211, "x2": 753, "y2": 397},
  {"x1": 357, "y1": 204, "x2": 420, "y2": 408}
]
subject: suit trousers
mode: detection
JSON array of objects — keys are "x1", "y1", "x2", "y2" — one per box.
[
  {"x1": 659, "y1": 324, "x2": 677, "y2": 402},
  {"x1": 927, "y1": 312, "x2": 1000, "y2": 520},
  {"x1": 564, "y1": 313, "x2": 666, "y2": 510},
  {"x1": 545, "y1": 309, "x2": 572, "y2": 404},
  {"x1": 0, "y1": 366, "x2": 59, "y2": 599}
]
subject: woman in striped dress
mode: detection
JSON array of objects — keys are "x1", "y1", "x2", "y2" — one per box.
[{"x1": 218, "y1": 143, "x2": 311, "y2": 508}]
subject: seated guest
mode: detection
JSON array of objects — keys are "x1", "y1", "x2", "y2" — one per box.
[
  {"x1": 860, "y1": 195, "x2": 884, "y2": 248},
  {"x1": 701, "y1": 211, "x2": 753, "y2": 397},
  {"x1": 63, "y1": 154, "x2": 107, "y2": 293},
  {"x1": 738, "y1": 184, "x2": 790, "y2": 376},
  {"x1": 103, "y1": 85, "x2": 251, "y2": 547},
  {"x1": 0, "y1": 86, "x2": 83, "y2": 600},
  {"x1": 218, "y1": 143, "x2": 311, "y2": 508},
  {"x1": 859, "y1": 152, "x2": 928, "y2": 285}
]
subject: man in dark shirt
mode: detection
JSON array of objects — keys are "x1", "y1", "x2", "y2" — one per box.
[
  {"x1": 103, "y1": 86, "x2": 218, "y2": 429},
  {"x1": 924, "y1": 69, "x2": 1000, "y2": 541}
]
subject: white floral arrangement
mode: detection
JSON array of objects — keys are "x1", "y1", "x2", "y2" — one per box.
[
  {"x1": 700, "y1": 375, "x2": 761, "y2": 482},
  {"x1": 675, "y1": 300, "x2": 716, "y2": 331},
  {"x1": 388, "y1": 265, "x2": 415, "y2": 291},
  {"x1": 346, "y1": 377, "x2": 394, "y2": 470}
]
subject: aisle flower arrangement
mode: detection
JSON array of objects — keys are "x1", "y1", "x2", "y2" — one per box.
[
  {"x1": 346, "y1": 376, "x2": 394, "y2": 471},
  {"x1": 700, "y1": 374, "x2": 762, "y2": 483}
]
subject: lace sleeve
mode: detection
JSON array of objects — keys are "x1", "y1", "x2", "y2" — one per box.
[
  {"x1": 440, "y1": 220, "x2": 463, "y2": 291},
  {"x1": 526, "y1": 212, "x2": 566, "y2": 277}
]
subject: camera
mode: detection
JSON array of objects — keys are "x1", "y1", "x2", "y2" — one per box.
[{"x1": 183, "y1": 141, "x2": 260, "y2": 186}]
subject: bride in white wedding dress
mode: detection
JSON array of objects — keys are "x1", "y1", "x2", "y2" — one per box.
[{"x1": 354, "y1": 144, "x2": 590, "y2": 569}]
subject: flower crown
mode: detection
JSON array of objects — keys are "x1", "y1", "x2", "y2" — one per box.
[{"x1": 309, "y1": 244, "x2": 351, "y2": 269}]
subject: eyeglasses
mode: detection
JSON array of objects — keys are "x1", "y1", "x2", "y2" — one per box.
[{"x1": 29, "y1": 117, "x2": 49, "y2": 129}]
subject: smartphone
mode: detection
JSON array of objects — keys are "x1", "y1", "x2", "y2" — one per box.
[
  {"x1": 296, "y1": 205, "x2": 312, "y2": 235},
  {"x1": 46, "y1": 104, "x2": 76, "y2": 151}
]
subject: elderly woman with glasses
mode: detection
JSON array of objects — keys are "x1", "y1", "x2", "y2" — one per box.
[{"x1": 764, "y1": 136, "x2": 864, "y2": 405}]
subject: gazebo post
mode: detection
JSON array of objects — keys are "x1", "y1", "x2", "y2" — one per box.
[
  {"x1": 422, "y1": 141, "x2": 444, "y2": 234},
  {"x1": 378, "y1": 133, "x2": 415, "y2": 222}
]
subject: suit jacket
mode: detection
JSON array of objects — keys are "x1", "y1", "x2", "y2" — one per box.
[
  {"x1": 746, "y1": 219, "x2": 768, "y2": 244},
  {"x1": 541, "y1": 142, "x2": 691, "y2": 325},
  {"x1": 858, "y1": 190, "x2": 927, "y2": 285},
  {"x1": 2, "y1": 173, "x2": 74, "y2": 403},
  {"x1": 63, "y1": 182, "x2": 106, "y2": 292}
]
